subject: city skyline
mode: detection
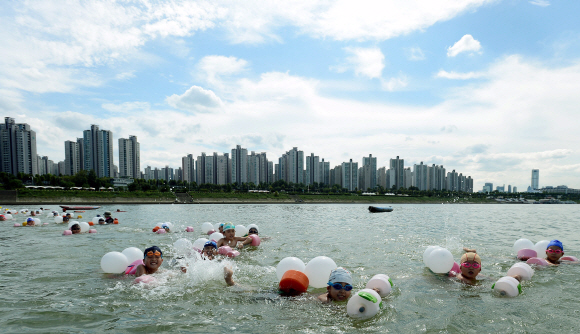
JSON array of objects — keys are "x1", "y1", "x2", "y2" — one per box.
[{"x1": 2, "y1": 1, "x2": 580, "y2": 190}]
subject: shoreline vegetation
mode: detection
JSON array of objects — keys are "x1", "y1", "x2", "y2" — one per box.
[{"x1": 7, "y1": 189, "x2": 504, "y2": 204}]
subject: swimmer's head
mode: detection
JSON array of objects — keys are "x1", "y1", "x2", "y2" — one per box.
[
  {"x1": 460, "y1": 252, "x2": 481, "y2": 279},
  {"x1": 223, "y1": 223, "x2": 235, "y2": 238},
  {"x1": 66, "y1": 213, "x2": 71, "y2": 217},
  {"x1": 98, "y1": 218, "x2": 105, "y2": 224},
  {"x1": 327, "y1": 267, "x2": 353, "y2": 301},
  {"x1": 248, "y1": 227, "x2": 259, "y2": 235},
  {"x1": 71, "y1": 223, "x2": 81, "y2": 234},
  {"x1": 204, "y1": 240, "x2": 217, "y2": 249},
  {"x1": 63, "y1": 216, "x2": 70, "y2": 222},
  {"x1": 144, "y1": 246, "x2": 163, "y2": 259},
  {"x1": 546, "y1": 239, "x2": 564, "y2": 262},
  {"x1": 547, "y1": 240, "x2": 563, "y2": 251},
  {"x1": 143, "y1": 246, "x2": 163, "y2": 271},
  {"x1": 0, "y1": 215, "x2": 5, "y2": 221},
  {"x1": 26, "y1": 218, "x2": 35, "y2": 226},
  {"x1": 223, "y1": 223, "x2": 235, "y2": 231}
]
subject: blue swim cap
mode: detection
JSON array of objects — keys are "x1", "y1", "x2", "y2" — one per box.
[
  {"x1": 547, "y1": 239, "x2": 563, "y2": 251},
  {"x1": 204, "y1": 241, "x2": 217, "y2": 249},
  {"x1": 27, "y1": 218, "x2": 34, "y2": 222}
]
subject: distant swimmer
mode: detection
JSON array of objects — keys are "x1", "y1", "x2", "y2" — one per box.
[
  {"x1": 216, "y1": 223, "x2": 252, "y2": 249},
  {"x1": 134, "y1": 246, "x2": 164, "y2": 277}
]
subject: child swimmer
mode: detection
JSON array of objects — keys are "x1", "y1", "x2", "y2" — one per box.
[
  {"x1": 217, "y1": 223, "x2": 252, "y2": 249},
  {"x1": 181, "y1": 240, "x2": 236, "y2": 286},
  {"x1": 451, "y1": 248, "x2": 522, "y2": 285},
  {"x1": 134, "y1": 246, "x2": 164, "y2": 277},
  {"x1": 543, "y1": 240, "x2": 578, "y2": 265},
  {"x1": 316, "y1": 267, "x2": 381, "y2": 303}
]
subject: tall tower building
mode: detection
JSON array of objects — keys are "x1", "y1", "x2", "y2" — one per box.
[
  {"x1": 389, "y1": 156, "x2": 404, "y2": 190},
  {"x1": 231, "y1": 145, "x2": 248, "y2": 185},
  {"x1": 362, "y1": 154, "x2": 377, "y2": 189},
  {"x1": 182, "y1": 154, "x2": 195, "y2": 184},
  {"x1": 64, "y1": 140, "x2": 81, "y2": 176},
  {"x1": 531, "y1": 169, "x2": 539, "y2": 190},
  {"x1": 119, "y1": 135, "x2": 140, "y2": 178},
  {"x1": 82, "y1": 125, "x2": 114, "y2": 177},
  {"x1": 341, "y1": 159, "x2": 358, "y2": 191},
  {"x1": 279, "y1": 147, "x2": 304, "y2": 184},
  {"x1": 0, "y1": 117, "x2": 38, "y2": 176},
  {"x1": 413, "y1": 162, "x2": 428, "y2": 191},
  {"x1": 305, "y1": 153, "x2": 320, "y2": 185}
]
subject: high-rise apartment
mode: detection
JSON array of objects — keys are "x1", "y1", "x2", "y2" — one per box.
[
  {"x1": 341, "y1": 159, "x2": 358, "y2": 191},
  {"x1": 82, "y1": 124, "x2": 114, "y2": 177},
  {"x1": 119, "y1": 135, "x2": 140, "y2": 178},
  {"x1": 0, "y1": 117, "x2": 38, "y2": 176},
  {"x1": 64, "y1": 140, "x2": 81, "y2": 176},
  {"x1": 531, "y1": 169, "x2": 539, "y2": 190},
  {"x1": 231, "y1": 145, "x2": 248, "y2": 185}
]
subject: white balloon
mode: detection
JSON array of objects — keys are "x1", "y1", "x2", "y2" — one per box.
[
  {"x1": 55, "y1": 216, "x2": 63, "y2": 223},
  {"x1": 513, "y1": 239, "x2": 535, "y2": 253},
  {"x1": 423, "y1": 246, "x2": 441, "y2": 266},
  {"x1": 235, "y1": 225, "x2": 248, "y2": 237},
  {"x1": 201, "y1": 222, "x2": 214, "y2": 234},
  {"x1": 507, "y1": 263, "x2": 534, "y2": 281},
  {"x1": 173, "y1": 239, "x2": 193, "y2": 256},
  {"x1": 161, "y1": 222, "x2": 173, "y2": 231},
  {"x1": 276, "y1": 257, "x2": 306, "y2": 280},
  {"x1": 209, "y1": 232, "x2": 224, "y2": 242},
  {"x1": 346, "y1": 289, "x2": 382, "y2": 320},
  {"x1": 214, "y1": 223, "x2": 222, "y2": 231},
  {"x1": 122, "y1": 247, "x2": 143, "y2": 263},
  {"x1": 193, "y1": 238, "x2": 209, "y2": 251},
  {"x1": 304, "y1": 256, "x2": 337, "y2": 288},
  {"x1": 67, "y1": 221, "x2": 79, "y2": 229},
  {"x1": 534, "y1": 240, "x2": 551, "y2": 258},
  {"x1": 428, "y1": 248, "x2": 454, "y2": 274},
  {"x1": 493, "y1": 276, "x2": 521, "y2": 297},
  {"x1": 33, "y1": 218, "x2": 41, "y2": 225},
  {"x1": 79, "y1": 221, "x2": 90, "y2": 233},
  {"x1": 366, "y1": 274, "x2": 393, "y2": 297},
  {"x1": 92, "y1": 217, "x2": 101, "y2": 224},
  {"x1": 156, "y1": 222, "x2": 164, "y2": 227},
  {"x1": 100, "y1": 252, "x2": 129, "y2": 274}
]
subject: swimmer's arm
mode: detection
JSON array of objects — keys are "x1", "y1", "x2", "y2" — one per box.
[
  {"x1": 236, "y1": 236, "x2": 252, "y2": 249},
  {"x1": 135, "y1": 264, "x2": 146, "y2": 277},
  {"x1": 317, "y1": 293, "x2": 330, "y2": 303},
  {"x1": 216, "y1": 238, "x2": 225, "y2": 248}
]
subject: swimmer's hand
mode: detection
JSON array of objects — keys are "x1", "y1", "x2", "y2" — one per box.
[
  {"x1": 463, "y1": 247, "x2": 477, "y2": 253},
  {"x1": 181, "y1": 266, "x2": 187, "y2": 273},
  {"x1": 237, "y1": 243, "x2": 244, "y2": 249},
  {"x1": 510, "y1": 274, "x2": 522, "y2": 282}
]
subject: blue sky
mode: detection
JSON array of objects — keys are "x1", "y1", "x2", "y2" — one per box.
[{"x1": 2, "y1": 0, "x2": 580, "y2": 190}]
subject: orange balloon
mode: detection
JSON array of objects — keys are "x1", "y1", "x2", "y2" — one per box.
[{"x1": 279, "y1": 270, "x2": 309, "y2": 294}]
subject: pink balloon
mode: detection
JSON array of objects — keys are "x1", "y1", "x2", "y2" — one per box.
[
  {"x1": 561, "y1": 256, "x2": 578, "y2": 262},
  {"x1": 227, "y1": 250, "x2": 240, "y2": 257},
  {"x1": 218, "y1": 246, "x2": 232, "y2": 255},
  {"x1": 517, "y1": 248, "x2": 537, "y2": 261},
  {"x1": 186, "y1": 226, "x2": 194, "y2": 232},
  {"x1": 89, "y1": 229, "x2": 97, "y2": 233},
  {"x1": 207, "y1": 229, "x2": 216, "y2": 235},
  {"x1": 249, "y1": 234, "x2": 261, "y2": 246},
  {"x1": 448, "y1": 261, "x2": 460, "y2": 277},
  {"x1": 63, "y1": 230, "x2": 72, "y2": 235},
  {"x1": 526, "y1": 257, "x2": 550, "y2": 266},
  {"x1": 156, "y1": 229, "x2": 166, "y2": 234},
  {"x1": 13, "y1": 223, "x2": 21, "y2": 227}
]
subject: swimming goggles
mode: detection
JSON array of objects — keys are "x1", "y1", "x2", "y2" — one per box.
[
  {"x1": 327, "y1": 282, "x2": 353, "y2": 291},
  {"x1": 146, "y1": 250, "x2": 162, "y2": 257},
  {"x1": 547, "y1": 249, "x2": 563, "y2": 254},
  {"x1": 461, "y1": 262, "x2": 481, "y2": 269},
  {"x1": 249, "y1": 228, "x2": 258, "y2": 234}
]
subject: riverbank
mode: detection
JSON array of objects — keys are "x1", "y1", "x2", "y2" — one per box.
[{"x1": 2, "y1": 189, "x2": 505, "y2": 205}]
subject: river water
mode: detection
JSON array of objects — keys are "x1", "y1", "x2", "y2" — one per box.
[{"x1": 1, "y1": 203, "x2": 579, "y2": 333}]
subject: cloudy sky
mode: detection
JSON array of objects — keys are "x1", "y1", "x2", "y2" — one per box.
[{"x1": 2, "y1": 0, "x2": 579, "y2": 190}]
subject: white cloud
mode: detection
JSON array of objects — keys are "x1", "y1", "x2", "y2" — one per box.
[
  {"x1": 408, "y1": 47, "x2": 426, "y2": 61},
  {"x1": 343, "y1": 47, "x2": 385, "y2": 79},
  {"x1": 436, "y1": 70, "x2": 485, "y2": 79},
  {"x1": 102, "y1": 101, "x2": 150, "y2": 113},
  {"x1": 166, "y1": 85, "x2": 223, "y2": 111},
  {"x1": 196, "y1": 55, "x2": 248, "y2": 85},
  {"x1": 381, "y1": 74, "x2": 408, "y2": 91},
  {"x1": 529, "y1": 0, "x2": 550, "y2": 7},
  {"x1": 115, "y1": 71, "x2": 136, "y2": 81},
  {"x1": 447, "y1": 34, "x2": 482, "y2": 57}
]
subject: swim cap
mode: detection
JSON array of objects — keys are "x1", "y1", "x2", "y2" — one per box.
[
  {"x1": 27, "y1": 218, "x2": 34, "y2": 222},
  {"x1": 547, "y1": 239, "x2": 563, "y2": 251},
  {"x1": 161, "y1": 223, "x2": 169, "y2": 229},
  {"x1": 248, "y1": 224, "x2": 259, "y2": 233},
  {"x1": 223, "y1": 223, "x2": 235, "y2": 231},
  {"x1": 328, "y1": 267, "x2": 353, "y2": 285},
  {"x1": 460, "y1": 252, "x2": 481, "y2": 264},
  {"x1": 204, "y1": 241, "x2": 217, "y2": 249},
  {"x1": 144, "y1": 246, "x2": 163, "y2": 258}
]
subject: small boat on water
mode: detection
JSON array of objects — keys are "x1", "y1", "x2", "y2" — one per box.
[
  {"x1": 368, "y1": 206, "x2": 393, "y2": 213},
  {"x1": 60, "y1": 205, "x2": 101, "y2": 211}
]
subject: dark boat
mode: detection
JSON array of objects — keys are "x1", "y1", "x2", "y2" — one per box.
[
  {"x1": 60, "y1": 205, "x2": 101, "y2": 211},
  {"x1": 368, "y1": 206, "x2": 393, "y2": 213}
]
